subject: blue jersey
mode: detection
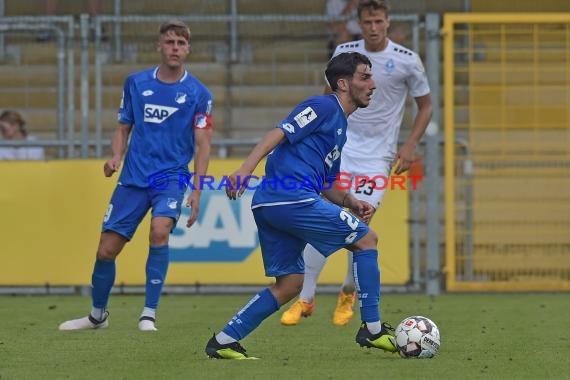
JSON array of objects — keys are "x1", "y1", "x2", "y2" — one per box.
[
  {"x1": 117, "y1": 67, "x2": 213, "y2": 188},
  {"x1": 252, "y1": 94, "x2": 347, "y2": 208}
]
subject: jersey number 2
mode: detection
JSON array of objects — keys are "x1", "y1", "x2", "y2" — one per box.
[{"x1": 340, "y1": 210, "x2": 359, "y2": 244}]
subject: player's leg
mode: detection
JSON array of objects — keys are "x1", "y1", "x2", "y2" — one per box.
[
  {"x1": 206, "y1": 283, "x2": 282, "y2": 359},
  {"x1": 332, "y1": 251, "x2": 357, "y2": 325},
  {"x1": 331, "y1": 157, "x2": 361, "y2": 325},
  {"x1": 277, "y1": 198, "x2": 391, "y2": 349},
  {"x1": 280, "y1": 244, "x2": 323, "y2": 325},
  {"x1": 91, "y1": 231, "x2": 128, "y2": 320},
  {"x1": 300, "y1": 244, "x2": 325, "y2": 303},
  {"x1": 207, "y1": 273, "x2": 303, "y2": 359},
  {"x1": 58, "y1": 231, "x2": 128, "y2": 330},
  {"x1": 295, "y1": 200, "x2": 377, "y2": 334},
  {"x1": 206, "y1": 205, "x2": 306, "y2": 359},
  {"x1": 138, "y1": 216, "x2": 173, "y2": 331},
  {"x1": 59, "y1": 185, "x2": 147, "y2": 330},
  {"x1": 139, "y1": 183, "x2": 185, "y2": 331},
  {"x1": 332, "y1": 158, "x2": 391, "y2": 325},
  {"x1": 291, "y1": 198, "x2": 395, "y2": 352},
  {"x1": 332, "y1": 156, "x2": 361, "y2": 325},
  {"x1": 348, "y1": 232, "x2": 397, "y2": 353}
]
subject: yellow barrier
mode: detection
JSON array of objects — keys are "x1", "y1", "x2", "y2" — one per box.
[
  {"x1": 443, "y1": 13, "x2": 570, "y2": 291},
  {"x1": 0, "y1": 160, "x2": 409, "y2": 286}
]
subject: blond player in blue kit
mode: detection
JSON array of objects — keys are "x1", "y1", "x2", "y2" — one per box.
[{"x1": 59, "y1": 20, "x2": 213, "y2": 332}]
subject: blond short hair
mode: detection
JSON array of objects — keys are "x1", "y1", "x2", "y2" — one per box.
[{"x1": 159, "y1": 20, "x2": 191, "y2": 41}]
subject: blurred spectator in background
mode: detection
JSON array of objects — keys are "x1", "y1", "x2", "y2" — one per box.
[
  {"x1": 0, "y1": 110, "x2": 45, "y2": 160},
  {"x1": 37, "y1": 0, "x2": 104, "y2": 42},
  {"x1": 43, "y1": 0, "x2": 102, "y2": 17},
  {"x1": 326, "y1": 0, "x2": 362, "y2": 58}
]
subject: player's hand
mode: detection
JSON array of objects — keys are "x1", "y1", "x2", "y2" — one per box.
[
  {"x1": 351, "y1": 200, "x2": 374, "y2": 224},
  {"x1": 103, "y1": 157, "x2": 121, "y2": 177},
  {"x1": 225, "y1": 169, "x2": 251, "y2": 200},
  {"x1": 393, "y1": 143, "x2": 418, "y2": 175},
  {"x1": 185, "y1": 191, "x2": 200, "y2": 228}
]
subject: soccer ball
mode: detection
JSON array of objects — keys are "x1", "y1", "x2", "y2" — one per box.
[{"x1": 395, "y1": 316, "x2": 440, "y2": 358}]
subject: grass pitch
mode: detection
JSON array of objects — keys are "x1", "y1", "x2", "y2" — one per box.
[{"x1": 0, "y1": 293, "x2": 568, "y2": 379}]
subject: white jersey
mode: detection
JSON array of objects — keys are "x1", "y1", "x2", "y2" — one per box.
[{"x1": 333, "y1": 39, "x2": 430, "y2": 162}]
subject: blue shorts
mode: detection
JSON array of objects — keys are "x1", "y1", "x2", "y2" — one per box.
[
  {"x1": 252, "y1": 198, "x2": 369, "y2": 277},
  {"x1": 102, "y1": 181, "x2": 186, "y2": 240}
]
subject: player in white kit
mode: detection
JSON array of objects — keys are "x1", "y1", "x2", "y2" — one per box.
[{"x1": 281, "y1": 0, "x2": 432, "y2": 326}]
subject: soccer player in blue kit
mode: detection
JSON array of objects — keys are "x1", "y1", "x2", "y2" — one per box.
[
  {"x1": 59, "y1": 20, "x2": 213, "y2": 332},
  {"x1": 205, "y1": 52, "x2": 397, "y2": 359}
]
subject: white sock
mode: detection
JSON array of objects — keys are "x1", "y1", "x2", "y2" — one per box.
[
  {"x1": 216, "y1": 331, "x2": 237, "y2": 344},
  {"x1": 299, "y1": 244, "x2": 326, "y2": 302},
  {"x1": 340, "y1": 251, "x2": 356, "y2": 293},
  {"x1": 366, "y1": 321, "x2": 382, "y2": 335},
  {"x1": 140, "y1": 307, "x2": 156, "y2": 320},
  {"x1": 90, "y1": 307, "x2": 106, "y2": 321}
]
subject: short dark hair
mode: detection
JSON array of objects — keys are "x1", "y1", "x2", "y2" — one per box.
[
  {"x1": 357, "y1": 0, "x2": 390, "y2": 19},
  {"x1": 159, "y1": 20, "x2": 191, "y2": 41},
  {"x1": 325, "y1": 52, "x2": 372, "y2": 92}
]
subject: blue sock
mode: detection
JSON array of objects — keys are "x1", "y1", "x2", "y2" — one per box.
[
  {"x1": 145, "y1": 245, "x2": 170, "y2": 309},
  {"x1": 91, "y1": 258, "x2": 116, "y2": 309},
  {"x1": 222, "y1": 288, "x2": 280, "y2": 341},
  {"x1": 352, "y1": 249, "x2": 380, "y2": 323}
]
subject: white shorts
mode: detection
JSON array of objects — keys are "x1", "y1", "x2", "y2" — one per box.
[{"x1": 339, "y1": 154, "x2": 393, "y2": 209}]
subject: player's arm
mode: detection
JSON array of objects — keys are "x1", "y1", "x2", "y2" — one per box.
[
  {"x1": 393, "y1": 93, "x2": 433, "y2": 174},
  {"x1": 104, "y1": 123, "x2": 132, "y2": 177},
  {"x1": 321, "y1": 186, "x2": 374, "y2": 223},
  {"x1": 226, "y1": 128, "x2": 286, "y2": 200},
  {"x1": 186, "y1": 127, "x2": 212, "y2": 227}
]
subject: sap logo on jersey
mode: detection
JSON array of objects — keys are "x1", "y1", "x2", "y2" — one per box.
[
  {"x1": 169, "y1": 185, "x2": 259, "y2": 262},
  {"x1": 144, "y1": 104, "x2": 179, "y2": 124}
]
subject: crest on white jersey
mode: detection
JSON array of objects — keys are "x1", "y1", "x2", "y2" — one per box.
[
  {"x1": 144, "y1": 104, "x2": 179, "y2": 124},
  {"x1": 384, "y1": 59, "x2": 395, "y2": 74},
  {"x1": 293, "y1": 106, "x2": 317, "y2": 128},
  {"x1": 175, "y1": 92, "x2": 187, "y2": 104}
]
